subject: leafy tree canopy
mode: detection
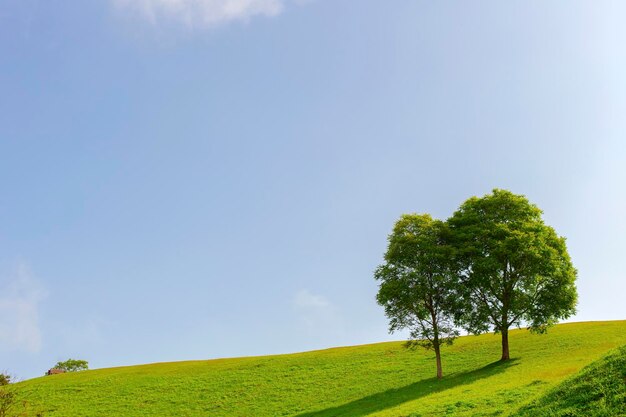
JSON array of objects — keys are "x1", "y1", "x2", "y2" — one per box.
[
  {"x1": 375, "y1": 214, "x2": 459, "y2": 378},
  {"x1": 448, "y1": 189, "x2": 578, "y2": 359},
  {"x1": 54, "y1": 359, "x2": 89, "y2": 373}
]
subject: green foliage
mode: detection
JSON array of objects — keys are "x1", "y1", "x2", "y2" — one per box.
[
  {"x1": 0, "y1": 374, "x2": 17, "y2": 417},
  {"x1": 375, "y1": 214, "x2": 459, "y2": 377},
  {"x1": 0, "y1": 386, "x2": 16, "y2": 417},
  {"x1": 14, "y1": 321, "x2": 626, "y2": 417},
  {"x1": 515, "y1": 344, "x2": 626, "y2": 416},
  {"x1": 448, "y1": 189, "x2": 578, "y2": 358},
  {"x1": 0, "y1": 385, "x2": 45, "y2": 417},
  {"x1": 53, "y1": 360, "x2": 88, "y2": 373}
]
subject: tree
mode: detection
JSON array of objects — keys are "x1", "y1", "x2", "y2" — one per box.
[
  {"x1": 375, "y1": 214, "x2": 459, "y2": 379},
  {"x1": 0, "y1": 374, "x2": 9, "y2": 387},
  {"x1": 54, "y1": 359, "x2": 88, "y2": 372},
  {"x1": 448, "y1": 189, "x2": 578, "y2": 361}
]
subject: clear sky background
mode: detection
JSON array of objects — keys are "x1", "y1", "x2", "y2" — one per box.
[{"x1": 1, "y1": 0, "x2": 625, "y2": 380}]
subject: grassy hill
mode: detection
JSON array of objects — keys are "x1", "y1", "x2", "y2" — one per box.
[
  {"x1": 516, "y1": 343, "x2": 626, "y2": 417},
  {"x1": 15, "y1": 320, "x2": 626, "y2": 417}
]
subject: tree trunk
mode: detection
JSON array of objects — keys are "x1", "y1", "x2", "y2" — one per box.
[
  {"x1": 434, "y1": 343, "x2": 443, "y2": 379},
  {"x1": 429, "y1": 306, "x2": 443, "y2": 379},
  {"x1": 501, "y1": 327, "x2": 510, "y2": 361}
]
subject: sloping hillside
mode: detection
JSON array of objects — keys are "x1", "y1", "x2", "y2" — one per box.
[
  {"x1": 16, "y1": 321, "x2": 626, "y2": 417},
  {"x1": 515, "y1": 344, "x2": 626, "y2": 417}
]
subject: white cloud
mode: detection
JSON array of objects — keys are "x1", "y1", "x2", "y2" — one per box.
[
  {"x1": 113, "y1": 0, "x2": 286, "y2": 28},
  {"x1": 0, "y1": 264, "x2": 47, "y2": 353},
  {"x1": 293, "y1": 289, "x2": 330, "y2": 310},
  {"x1": 292, "y1": 289, "x2": 346, "y2": 341}
]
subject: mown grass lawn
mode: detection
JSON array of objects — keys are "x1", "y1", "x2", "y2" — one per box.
[{"x1": 16, "y1": 320, "x2": 626, "y2": 416}]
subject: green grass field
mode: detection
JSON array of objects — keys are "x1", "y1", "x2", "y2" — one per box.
[
  {"x1": 14, "y1": 320, "x2": 626, "y2": 416},
  {"x1": 516, "y1": 343, "x2": 626, "y2": 417}
]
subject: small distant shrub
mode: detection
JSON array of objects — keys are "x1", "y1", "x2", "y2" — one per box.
[
  {"x1": 1, "y1": 379, "x2": 45, "y2": 417},
  {"x1": 0, "y1": 386, "x2": 18, "y2": 417},
  {"x1": 0, "y1": 387, "x2": 45, "y2": 417}
]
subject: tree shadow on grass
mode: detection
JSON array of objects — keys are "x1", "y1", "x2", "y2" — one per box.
[{"x1": 294, "y1": 359, "x2": 519, "y2": 417}]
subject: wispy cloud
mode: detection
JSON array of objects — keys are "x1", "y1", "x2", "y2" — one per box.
[
  {"x1": 0, "y1": 264, "x2": 47, "y2": 353},
  {"x1": 112, "y1": 0, "x2": 287, "y2": 28},
  {"x1": 292, "y1": 289, "x2": 345, "y2": 339},
  {"x1": 293, "y1": 289, "x2": 330, "y2": 310}
]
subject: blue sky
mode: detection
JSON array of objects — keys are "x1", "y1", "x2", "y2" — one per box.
[{"x1": 1, "y1": 0, "x2": 625, "y2": 380}]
